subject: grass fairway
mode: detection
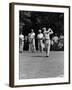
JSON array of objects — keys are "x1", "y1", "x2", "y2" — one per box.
[{"x1": 19, "y1": 51, "x2": 64, "y2": 79}]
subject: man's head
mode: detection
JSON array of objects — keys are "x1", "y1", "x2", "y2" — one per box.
[
  {"x1": 55, "y1": 33, "x2": 57, "y2": 36},
  {"x1": 31, "y1": 29, "x2": 34, "y2": 32},
  {"x1": 42, "y1": 27, "x2": 46, "y2": 32},
  {"x1": 60, "y1": 33, "x2": 63, "y2": 36},
  {"x1": 38, "y1": 29, "x2": 42, "y2": 33}
]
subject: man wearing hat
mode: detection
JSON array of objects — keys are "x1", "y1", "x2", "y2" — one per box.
[{"x1": 37, "y1": 29, "x2": 44, "y2": 52}]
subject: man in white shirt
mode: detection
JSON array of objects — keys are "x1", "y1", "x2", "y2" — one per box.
[
  {"x1": 19, "y1": 33, "x2": 24, "y2": 53},
  {"x1": 37, "y1": 30, "x2": 44, "y2": 52},
  {"x1": 28, "y1": 29, "x2": 36, "y2": 52},
  {"x1": 43, "y1": 27, "x2": 53, "y2": 57}
]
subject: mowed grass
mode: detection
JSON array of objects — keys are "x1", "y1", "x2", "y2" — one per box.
[{"x1": 19, "y1": 51, "x2": 64, "y2": 79}]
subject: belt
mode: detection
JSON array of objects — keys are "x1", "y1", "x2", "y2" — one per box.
[
  {"x1": 38, "y1": 38, "x2": 43, "y2": 40},
  {"x1": 45, "y1": 39, "x2": 50, "y2": 40}
]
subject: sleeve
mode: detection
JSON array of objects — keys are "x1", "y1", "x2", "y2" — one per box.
[{"x1": 49, "y1": 29, "x2": 53, "y2": 35}]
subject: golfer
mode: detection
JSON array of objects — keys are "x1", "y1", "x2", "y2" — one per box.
[{"x1": 43, "y1": 27, "x2": 53, "y2": 57}]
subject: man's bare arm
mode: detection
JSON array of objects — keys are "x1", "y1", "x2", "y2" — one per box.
[
  {"x1": 49, "y1": 28, "x2": 53, "y2": 34},
  {"x1": 46, "y1": 28, "x2": 53, "y2": 34}
]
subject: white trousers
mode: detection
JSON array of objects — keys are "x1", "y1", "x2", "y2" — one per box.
[
  {"x1": 29, "y1": 39, "x2": 36, "y2": 52},
  {"x1": 38, "y1": 40, "x2": 43, "y2": 52},
  {"x1": 45, "y1": 39, "x2": 51, "y2": 56}
]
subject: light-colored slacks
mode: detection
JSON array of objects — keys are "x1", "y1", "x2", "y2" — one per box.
[
  {"x1": 45, "y1": 39, "x2": 51, "y2": 56},
  {"x1": 38, "y1": 39, "x2": 43, "y2": 52}
]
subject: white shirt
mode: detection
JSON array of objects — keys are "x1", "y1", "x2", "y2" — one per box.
[
  {"x1": 60, "y1": 35, "x2": 64, "y2": 39},
  {"x1": 53, "y1": 36, "x2": 58, "y2": 43},
  {"x1": 37, "y1": 33, "x2": 43, "y2": 39},
  {"x1": 19, "y1": 34, "x2": 24, "y2": 41},
  {"x1": 44, "y1": 33, "x2": 50, "y2": 40},
  {"x1": 30, "y1": 32, "x2": 35, "y2": 39}
]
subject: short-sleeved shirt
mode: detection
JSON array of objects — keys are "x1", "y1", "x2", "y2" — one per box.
[
  {"x1": 19, "y1": 34, "x2": 24, "y2": 41},
  {"x1": 53, "y1": 36, "x2": 58, "y2": 43},
  {"x1": 37, "y1": 33, "x2": 43, "y2": 40},
  {"x1": 30, "y1": 32, "x2": 35, "y2": 39}
]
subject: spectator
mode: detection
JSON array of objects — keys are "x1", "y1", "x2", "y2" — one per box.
[
  {"x1": 19, "y1": 33, "x2": 24, "y2": 53},
  {"x1": 37, "y1": 30, "x2": 44, "y2": 52},
  {"x1": 52, "y1": 33, "x2": 59, "y2": 51},
  {"x1": 28, "y1": 29, "x2": 36, "y2": 52},
  {"x1": 58, "y1": 33, "x2": 64, "y2": 50}
]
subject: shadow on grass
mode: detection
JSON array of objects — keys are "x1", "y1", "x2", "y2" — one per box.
[{"x1": 31, "y1": 55, "x2": 48, "y2": 58}]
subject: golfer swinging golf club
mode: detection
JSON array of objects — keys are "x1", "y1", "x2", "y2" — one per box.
[{"x1": 43, "y1": 27, "x2": 53, "y2": 57}]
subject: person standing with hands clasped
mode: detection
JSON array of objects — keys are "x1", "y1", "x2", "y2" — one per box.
[
  {"x1": 29, "y1": 29, "x2": 36, "y2": 52},
  {"x1": 37, "y1": 30, "x2": 44, "y2": 52}
]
